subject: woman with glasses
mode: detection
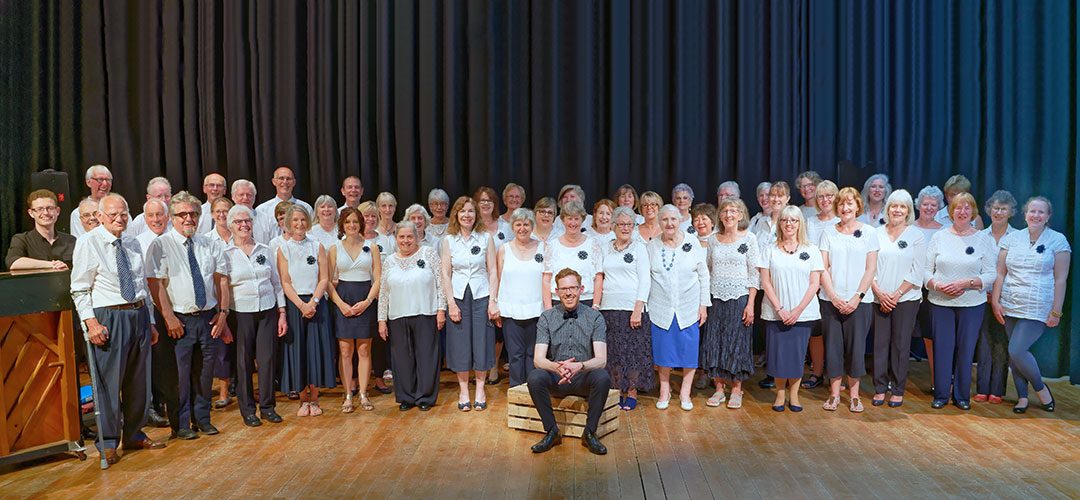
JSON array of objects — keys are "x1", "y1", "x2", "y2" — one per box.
[
  {"x1": 542, "y1": 200, "x2": 604, "y2": 309},
  {"x1": 493, "y1": 208, "x2": 547, "y2": 387},
  {"x1": 973, "y1": 190, "x2": 1017, "y2": 404},
  {"x1": 531, "y1": 197, "x2": 561, "y2": 243},
  {"x1": 795, "y1": 171, "x2": 823, "y2": 220},
  {"x1": 800, "y1": 180, "x2": 839, "y2": 390},
  {"x1": 634, "y1": 191, "x2": 663, "y2": 243}
]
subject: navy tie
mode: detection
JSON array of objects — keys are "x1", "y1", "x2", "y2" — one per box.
[
  {"x1": 113, "y1": 239, "x2": 137, "y2": 302},
  {"x1": 186, "y1": 238, "x2": 207, "y2": 309}
]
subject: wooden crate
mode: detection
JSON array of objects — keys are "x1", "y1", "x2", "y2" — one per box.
[{"x1": 506, "y1": 384, "x2": 620, "y2": 438}]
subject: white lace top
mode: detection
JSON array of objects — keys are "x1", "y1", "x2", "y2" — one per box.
[
  {"x1": 706, "y1": 232, "x2": 761, "y2": 301},
  {"x1": 924, "y1": 229, "x2": 997, "y2": 307},
  {"x1": 544, "y1": 236, "x2": 604, "y2": 300},
  {"x1": 999, "y1": 228, "x2": 1071, "y2": 322},
  {"x1": 377, "y1": 246, "x2": 446, "y2": 321}
]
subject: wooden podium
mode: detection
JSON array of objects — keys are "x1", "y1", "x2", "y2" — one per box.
[{"x1": 0, "y1": 270, "x2": 84, "y2": 465}]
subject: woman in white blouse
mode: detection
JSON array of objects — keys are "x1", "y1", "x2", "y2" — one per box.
[
  {"x1": 758, "y1": 205, "x2": 823, "y2": 412},
  {"x1": 542, "y1": 200, "x2": 604, "y2": 309},
  {"x1": 634, "y1": 191, "x2": 663, "y2": 242},
  {"x1": 818, "y1": 187, "x2": 879, "y2": 413},
  {"x1": 795, "y1": 171, "x2": 823, "y2": 220},
  {"x1": 671, "y1": 183, "x2": 695, "y2": 234},
  {"x1": 913, "y1": 185, "x2": 946, "y2": 381},
  {"x1": 599, "y1": 207, "x2": 652, "y2": 410},
  {"x1": 703, "y1": 199, "x2": 759, "y2": 409},
  {"x1": 924, "y1": 192, "x2": 996, "y2": 410},
  {"x1": 747, "y1": 182, "x2": 773, "y2": 237},
  {"x1": 427, "y1": 189, "x2": 450, "y2": 239},
  {"x1": 974, "y1": 190, "x2": 1017, "y2": 404},
  {"x1": 648, "y1": 204, "x2": 710, "y2": 411},
  {"x1": 402, "y1": 204, "x2": 440, "y2": 248},
  {"x1": 691, "y1": 203, "x2": 716, "y2": 246},
  {"x1": 358, "y1": 201, "x2": 393, "y2": 394},
  {"x1": 991, "y1": 196, "x2": 1070, "y2": 413},
  {"x1": 586, "y1": 199, "x2": 616, "y2": 243},
  {"x1": 752, "y1": 181, "x2": 790, "y2": 247},
  {"x1": 800, "y1": 180, "x2": 838, "y2": 390},
  {"x1": 531, "y1": 197, "x2": 560, "y2": 243},
  {"x1": 493, "y1": 208, "x2": 546, "y2": 387},
  {"x1": 360, "y1": 201, "x2": 395, "y2": 261},
  {"x1": 499, "y1": 183, "x2": 526, "y2": 229},
  {"x1": 377, "y1": 222, "x2": 446, "y2": 411},
  {"x1": 208, "y1": 197, "x2": 234, "y2": 250},
  {"x1": 277, "y1": 205, "x2": 336, "y2": 416},
  {"x1": 857, "y1": 174, "x2": 891, "y2": 228},
  {"x1": 328, "y1": 207, "x2": 382, "y2": 412},
  {"x1": 225, "y1": 205, "x2": 287, "y2": 426},
  {"x1": 375, "y1": 192, "x2": 398, "y2": 238},
  {"x1": 208, "y1": 196, "x2": 236, "y2": 408},
  {"x1": 868, "y1": 190, "x2": 925, "y2": 407},
  {"x1": 439, "y1": 197, "x2": 498, "y2": 411},
  {"x1": 309, "y1": 195, "x2": 340, "y2": 249}
]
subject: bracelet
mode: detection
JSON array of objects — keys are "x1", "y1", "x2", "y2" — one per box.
[{"x1": 1051, "y1": 310, "x2": 1063, "y2": 318}]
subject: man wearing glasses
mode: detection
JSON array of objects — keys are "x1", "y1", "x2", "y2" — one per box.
[
  {"x1": 69, "y1": 164, "x2": 114, "y2": 237},
  {"x1": 253, "y1": 166, "x2": 312, "y2": 243},
  {"x1": 6, "y1": 189, "x2": 76, "y2": 271},
  {"x1": 197, "y1": 173, "x2": 228, "y2": 234},
  {"x1": 125, "y1": 177, "x2": 174, "y2": 238}
]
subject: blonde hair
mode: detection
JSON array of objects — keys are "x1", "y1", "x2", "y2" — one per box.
[
  {"x1": 835, "y1": 187, "x2": 865, "y2": 216},
  {"x1": 717, "y1": 198, "x2": 750, "y2": 234},
  {"x1": 774, "y1": 205, "x2": 809, "y2": 246},
  {"x1": 638, "y1": 191, "x2": 663, "y2": 211},
  {"x1": 884, "y1": 189, "x2": 916, "y2": 226},
  {"x1": 947, "y1": 192, "x2": 978, "y2": 220}
]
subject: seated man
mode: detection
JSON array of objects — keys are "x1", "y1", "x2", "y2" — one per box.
[
  {"x1": 6, "y1": 189, "x2": 76, "y2": 270},
  {"x1": 527, "y1": 268, "x2": 611, "y2": 455}
]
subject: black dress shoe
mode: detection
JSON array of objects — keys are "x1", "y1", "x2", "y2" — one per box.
[
  {"x1": 198, "y1": 422, "x2": 220, "y2": 435},
  {"x1": 146, "y1": 408, "x2": 170, "y2": 428},
  {"x1": 930, "y1": 399, "x2": 948, "y2": 409},
  {"x1": 1013, "y1": 404, "x2": 1029, "y2": 414},
  {"x1": 758, "y1": 376, "x2": 776, "y2": 389},
  {"x1": 175, "y1": 428, "x2": 199, "y2": 440},
  {"x1": 954, "y1": 400, "x2": 971, "y2": 411},
  {"x1": 531, "y1": 428, "x2": 562, "y2": 453},
  {"x1": 418, "y1": 403, "x2": 432, "y2": 411},
  {"x1": 123, "y1": 437, "x2": 166, "y2": 450},
  {"x1": 1040, "y1": 387, "x2": 1055, "y2": 412},
  {"x1": 580, "y1": 429, "x2": 607, "y2": 455},
  {"x1": 243, "y1": 415, "x2": 263, "y2": 427},
  {"x1": 262, "y1": 411, "x2": 284, "y2": 423},
  {"x1": 399, "y1": 402, "x2": 415, "y2": 411}
]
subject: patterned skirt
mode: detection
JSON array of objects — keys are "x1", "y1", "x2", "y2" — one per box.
[
  {"x1": 602, "y1": 310, "x2": 655, "y2": 392},
  {"x1": 701, "y1": 296, "x2": 754, "y2": 381}
]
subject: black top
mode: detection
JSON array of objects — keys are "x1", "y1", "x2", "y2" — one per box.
[
  {"x1": 536, "y1": 304, "x2": 607, "y2": 363},
  {"x1": 5, "y1": 229, "x2": 76, "y2": 270}
]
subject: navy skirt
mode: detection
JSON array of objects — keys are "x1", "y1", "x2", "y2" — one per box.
[
  {"x1": 334, "y1": 280, "x2": 376, "y2": 339},
  {"x1": 281, "y1": 295, "x2": 338, "y2": 391},
  {"x1": 765, "y1": 320, "x2": 813, "y2": 379}
]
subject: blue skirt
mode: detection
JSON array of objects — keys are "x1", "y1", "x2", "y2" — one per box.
[
  {"x1": 651, "y1": 316, "x2": 699, "y2": 368},
  {"x1": 765, "y1": 321, "x2": 813, "y2": 379},
  {"x1": 334, "y1": 280, "x2": 375, "y2": 339},
  {"x1": 281, "y1": 295, "x2": 338, "y2": 391}
]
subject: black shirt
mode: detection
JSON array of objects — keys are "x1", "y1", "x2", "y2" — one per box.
[{"x1": 5, "y1": 229, "x2": 76, "y2": 270}]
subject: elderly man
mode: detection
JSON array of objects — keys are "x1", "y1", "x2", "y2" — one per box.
[
  {"x1": 146, "y1": 191, "x2": 231, "y2": 439},
  {"x1": 134, "y1": 199, "x2": 175, "y2": 429},
  {"x1": 339, "y1": 175, "x2": 364, "y2": 213},
  {"x1": 231, "y1": 179, "x2": 257, "y2": 209},
  {"x1": 70, "y1": 193, "x2": 165, "y2": 467},
  {"x1": 126, "y1": 177, "x2": 173, "y2": 237},
  {"x1": 527, "y1": 268, "x2": 611, "y2": 456},
  {"x1": 6, "y1": 189, "x2": 76, "y2": 271},
  {"x1": 75, "y1": 197, "x2": 103, "y2": 236},
  {"x1": 69, "y1": 165, "x2": 113, "y2": 237},
  {"x1": 197, "y1": 173, "x2": 228, "y2": 234},
  {"x1": 253, "y1": 166, "x2": 312, "y2": 243}
]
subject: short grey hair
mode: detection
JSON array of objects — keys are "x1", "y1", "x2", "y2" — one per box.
[
  {"x1": 146, "y1": 176, "x2": 172, "y2": 194},
  {"x1": 671, "y1": 183, "x2": 695, "y2": 201},
  {"x1": 756, "y1": 182, "x2": 772, "y2": 195},
  {"x1": 85, "y1": 164, "x2": 111, "y2": 181},
  {"x1": 395, "y1": 220, "x2": 419, "y2": 237},
  {"x1": 231, "y1": 179, "x2": 257, "y2": 197},
  {"x1": 314, "y1": 194, "x2": 338, "y2": 211},
  {"x1": 401, "y1": 204, "x2": 431, "y2": 225},
  {"x1": 283, "y1": 204, "x2": 312, "y2": 227},
  {"x1": 80, "y1": 197, "x2": 100, "y2": 212},
  {"x1": 226, "y1": 205, "x2": 255, "y2": 226},
  {"x1": 559, "y1": 200, "x2": 586, "y2": 220},
  {"x1": 97, "y1": 193, "x2": 129, "y2": 212},
  {"x1": 861, "y1": 173, "x2": 892, "y2": 207},
  {"x1": 612, "y1": 206, "x2": 637, "y2": 226},
  {"x1": 428, "y1": 188, "x2": 450, "y2": 204},
  {"x1": 916, "y1": 185, "x2": 945, "y2": 210},
  {"x1": 984, "y1": 190, "x2": 1017, "y2": 216},
  {"x1": 558, "y1": 184, "x2": 586, "y2": 203},
  {"x1": 510, "y1": 207, "x2": 536, "y2": 228},
  {"x1": 142, "y1": 198, "x2": 169, "y2": 214},
  {"x1": 716, "y1": 181, "x2": 740, "y2": 199},
  {"x1": 659, "y1": 203, "x2": 681, "y2": 219},
  {"x1": 884, "y1": 189, "x2": 916, "y2": 225},
  {"x1": 169, "y1": 191, "x2": 203, "y2": 216}
]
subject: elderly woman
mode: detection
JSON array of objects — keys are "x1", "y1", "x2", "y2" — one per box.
[
  {"x1": 857, "y1": 174, "x2": 892, "y2": 228},
  {"x1": 924, "y1": 192, "x2": 996, "y2": 410},
  {"x1": 974, "y1": 190, "x2": 1018, "y2": 404},
  {"x1": 634, "y1": 191, "x2": 663, "y2": 242},
  {"x1": 208, "y1": 197, "x2": 235, "y2": 249},
  {"x1": 531, "y1": 197, "x2": 561, "y2": 242},
  {"x1": 587, "y1": 199, "x2": 616, "y2": 243},
  {"x1": 715, "y1": 181, "x2": 740, "y2": 205},
  {"x1": 543, "y1": 200, "x2": 604, "y2": 308},
  {"x1": 225, "y1": 205, "x2": 288, "y2": 426},
  {"x1": 992, "y1": 197, "x2": 1070, "y2": 413},
  {"x1": 913, "y1": 185, "x2": 946, "y2": 380},
  {"x1": 402, "y1": 204, "x2": 439, "y2": 248},
  {"x1": 818, "y1": 187, "x2": 879, "y2": 413},
  {"x1": 807, "y1": 181, "x2": 840, "y2": 246},
  {"x1": 936, "y1": 175, "x2": 986, "y2": 229},
  {"x1": 752, "y1": 182, "x2": 791, "y2": 248},
  {"x1": 691, "y1": 203, "x2": 717, "y2": 245},
  {"x1": 759, "y1": 205, "x2": 824, "y2": 412},
  {"x1": 493, "y1": 208, "x2": 546, "y2": 387},
  {"x1": 500, "y1": 183, "x2": 526, "y2": 230},
  {"x1": 747, "y1": 182, "x2": 773, "y2": 234},
  {"x1": 359, "y1": 201, "x2": 395, "y2": 261},
  {"x1": 277, "y1": 205, "x2": 336, "y2": 416},
  {"x1": 869, "y1": 190, "x2": 925, "y2": 407},
  {"x1": 208, "y1": 196, "x2": 236, "y2": 408},
  {"x1": 795, "y1": 171, "x2": 823, "y2": 220},
  {"x1": 615, "y1": 184, "x2": 646, "y2": 224},
  {"x1": 439, "y1": 197, "x2": 498, "y2": 411},
  {"x1": 599, "y1": 207, "x2": 652, "y2": 410},
  {"x1": 648, "y1": 204, "x2": 710, "y2": 411},
  {"x1": 554, "y1": 184, "x2": 593, "y2": 233},
  {"x1": 309, "y1": 195, "x2": 340, "y2": 249},
  {"x1": 427, "y1": 189, "x2": 450, "y2": 239},
  {"x1": 703, "y1": 199, "x2": 759, "y2": 409},
  {"x1": 377, "y1": 222, "x2": 446, "y2": 411},
  {"x1": 671, "y1": 183, "x2": 696, "y2": 234},
  {"x1": 328, "y1": 207, "x2": 381, "y2": 412},
  {"x1": 358, "y1": 201, "x2": 393, "y2": 393},
  {"x1": 375, "y1": 192, "x2": 398, "y2": 237}
]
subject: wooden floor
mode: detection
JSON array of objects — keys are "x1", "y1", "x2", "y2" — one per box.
[{"x1": 2, "y1": 362, "x2": 1078, "y2": 499}]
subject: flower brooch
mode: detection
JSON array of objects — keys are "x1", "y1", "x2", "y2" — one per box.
[
  {"x1": 682, "y1": 243, "x2": 693, "y2": 252},
  {"x1": 738, "y1": 243, "x2": 749, "y2": 254},
  {"x1": 578, "y1": 250, "x2": 589, "y2": 260},
  {"x1": 306, "y1": 255, "x2": 316, "y2": 265},
  {"x1": 471, "y1": 246, "x2": 481, "y2": 255},
  {"x1": 623, "y1": 253, "x2": 634, "y2": 263}
]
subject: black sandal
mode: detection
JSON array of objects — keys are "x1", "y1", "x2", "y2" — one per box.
[{"x1": 801, "y1": 375, "x2": 823, "y2": 389}]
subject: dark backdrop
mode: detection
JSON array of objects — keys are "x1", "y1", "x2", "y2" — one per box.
[{"x1": 1, "y1": 0, "x2": 1077, "y2": 379}]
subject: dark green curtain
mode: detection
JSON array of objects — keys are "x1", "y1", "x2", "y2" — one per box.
[{"x1": 1, "y1": 0, "x2": 1077, "y2": 379}]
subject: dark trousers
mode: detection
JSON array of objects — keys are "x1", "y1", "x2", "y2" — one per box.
[
  {"x1": 236, "y1": 309, "x2": 279, "y2": 417},
  {"x1": 150, "y1": 309, "x2": 180, "y2": 432},
  {"x1": 90, "y1": 306, "x2": 151, "y2": 449},
  {"x1": 371, "y1": 315, "x2": 392, "y2": 376},
  {"x1": 871, "y1": 301, "x2": 919, "y2": 395},
  {"x1": 930, "y1": 303, "x2": 985, "y2": 402},
  {"x1": 975, "y1": 307, "x2": 1009, "y2": 397},
  {"x1": 526, "y1": 368, "x2": 612, "y2": 434},
  {"x1": 821, "y1": 302, "x2": 871, "y2": 379},
  {"x1": 174, "y1": 310, "x2": 218, "y2": 428},
  {"x1": 388, "y1": 315, "x2": 440, "y2": 406},
  {"x1": 503, "y1": 317, "x2": 538, "y2": 387}
]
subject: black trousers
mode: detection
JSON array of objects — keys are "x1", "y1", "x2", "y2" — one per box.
[
  {"x1": 388, "y1": 315, "x2": 440, "y2": 406},
  {"x1": 174, "y1": 310, "x2": 218, "y2": 428},
  {"x1": 526, "y1": 368, "x2": 612, "y2": 434},
  {"x1": 503, "y1": 317, "x2": 538, "y2": 387},
  {"x1": 90, "y1": 305, "x2": 151, "y2": 449},
  {"x1": 236, "y1": 309, "x2": 279, "y2": 417},
  {"x1": 871, "y1": 301, "x2": 919, "y2": 395},
  {"x1": 150, "y1": 309, "x2": 180, "y2": 432}
]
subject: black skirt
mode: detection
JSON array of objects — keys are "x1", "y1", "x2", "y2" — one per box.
[
  {"x1": 701, "y1": 296, "x2": 754, "y2": 381},
  {"x1": 334, "y1": 280, "x2": 376, "y2": 339}
]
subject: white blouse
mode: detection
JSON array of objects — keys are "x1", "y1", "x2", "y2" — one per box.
[
  {"x1": 585, "y1": 227, "x2": 616, "y2": 244},
  {"x1": 646, "y1": 236, "x2": 710, "y2": 330},
  {"x1": 492, "y1": 219, "x2": 513, "y2": 247},
  {"x1": 544, "y1": 236, "x2": 604, "y2": 300},
  {"x1": 370, "y1": 233, "x2": 396, "y2": 258},
  {"x1": 999, "y1": 228, "x2": 1071, "y2": 322},
  {"x1": 758, "y1": 243, "x2": 825, "y2": 322},
  {"x1": 308, "y1": 224, "x2": 340, "y2": 250},
  {"x1": 444, "y1": 231, "x2": 493, "y2": 300},
  {"x1": 819, "y1": 224, "x2": 879, "y2": 303},
  {"x1": 706, "y1": 232, "x2": 760, "y2": 301},
  {"x1": 807, "y1": 215, "x2": 839, "y2": 246},
  {"x1": 857, "y1": 207, "x2": 887, "y2": 228},
  {"x1": 981, "y1": 224, "x2": 1017, "y2": 245},
  {"x1": 598, "y1": 239, "x2": 650, "y2": 311},
  {"x1": 872, "y1": 225, "x2": 925, "y2": 303},
  {"x1": 800, "y1": 205, "x2": 819, "y2": 220},
  {"x1": 924, "y1": 229, "x2": 997, "y2": 307},
  {"x1": 428, "y1": 222, "x2": 449, "y2": 239},
  {"x1": 278, "y1": 237, "x2": 323, "y2": 296},
  {"x1": 225, "y1": 242, "x2": 285, "y2": 313},
  {"x1": 333, "y1": 240, "x2": 374, "y2": 282},
  {"x1": 913, "y1": 224, "x2": 943, "y2": 249},
  {"x1": 377, "y1": 246, "x2": 446, "y2": 321},
  {"x1": 497, "y1": 241, "x2": 547, "y2": 320}
]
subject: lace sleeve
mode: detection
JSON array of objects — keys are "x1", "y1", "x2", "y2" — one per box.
[
  {"x1": 377, "y1": 254, "x2": 391, "y2": 321},
  {"x1": 746, "y1": 235, "x2": 761, "y2": 289},
  {"x1": 430, "y1": 247, "x2": 447, "y2": 310},
  {"x1": 542, "y1": 241, "x2": 553, "y2": 274},
  {"x1": 590, "y1": 237, "x2": 603, "y2": 276}
]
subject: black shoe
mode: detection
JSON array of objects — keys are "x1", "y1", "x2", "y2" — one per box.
[
  {"x1": 399, "y1": 402, "x2": 415, "y2": 411},
  {"x1": 287, "y1": 391, "x2": 300, "y2": 400},
  {"x1": 953, "y1": 400, "x2": 971, "y2": 411},
  {"x1": 772, "y1": 405, "x2": 785, "y2": 412},
  {"x1": 1013, "y1": 403, "x2": 1029, "y2": 414},
  {"x1": 198, "y1": 422, "x2": 220, "y2": 435},
  {"x1": 788, "y1": 403, "x2": 803, "y2": 413},
  {"x1": 243, "y1": 415, "x2": 262, "y2": 427},
  {"x1": 800, "y1": 375, "x2": 823, "y2": 389},
  {"x1": 758, "y1": 376, "x2": 775, "y2": 389},
  {"x1": 175, "y1": 428, "x2": 199, "y2": 440},
  {"x1": 228, "y1": 384, "x2": 237, "y2": 399},
  {"x1": 262, "y1": 411, "x2": 284, "y2": 423},
  {"x1": 580, "y1": 429, "x2": 607, "y2": 455},
  {"x1": 872, "y1": 397, "x2": 885, "y2": 407},
  {"x1": 931, "y1": 399, "x2": 948, "y2": 409},
  {"x1": 531, "y1": 428, "x2": 562, "y2": 453},
  {"x1": 1040, "y1": 387, "x2": 1055, "y2": 412},
  {"x1": 418, "y1": 403, "x2": 432, "y2": 411},
  {"x1": 146, "y1": 408, "x2": 170, "y2": 428}
]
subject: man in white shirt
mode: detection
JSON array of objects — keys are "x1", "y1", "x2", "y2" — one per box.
[
  {"x1": 76, "y1": 197, "x2": 103, "y2": 237},
  {"x1": 133, "y1": 199, "x2": 174, "y2": 429},
  {"x1": 254, "y1": 166, "x2": 312, "y2": 243},
  {"x1": 196, "y1": 173, "x2": 228, "y2": 234},
  {"x1": 126, "y1": 177, "x2": 173, "y2": 237},
  {"x1": 69, "y1": 165, "x2": 113, "y2": 237},
  {"x1": 146, "y1": 191, "x2": 231, "y2": 440},
  {"x1": 339, "y1": 175, "x2": 363, "y2": 213},
  {"x1": 70, "y1": 193, "x2": 165, "y2": 467},
  {"x1": 231, "y1": 179, "x2": 257, "y2": 209}
]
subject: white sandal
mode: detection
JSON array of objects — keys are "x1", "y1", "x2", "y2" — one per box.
[{"x1": 706, "y1": 390, "x2": 727, "y2": 407}]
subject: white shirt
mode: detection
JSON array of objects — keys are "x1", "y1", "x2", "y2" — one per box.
[
  {"x1": 497, "y1": 241, "x2": 547, "y2": 320},
  {"x1": 758, "y1": 243, "x2": 825, "y2": 322},
  {"x1": 419, "y1": 232, "x2": 441, "y2": 249},
  {"x1": 443, "y1": 232, "x2": 493, "y2": 300},
  {"x1": 145, "y1": 229, "x2": 228, "y2": 313},
  {"x1": 196, "y1": 201, "x2": 213, "y2": 235},
  {"x1": 924, "y1": 229, "x2": 997, "y2": 307},
  {"x1": 428, "y1": 223, "x2": 449, "y2": 239},
  {"x1": 277, "y1": 237, "x2": 324, "y2": 295},
  {"x1": 858, "y1": 206, "x2": 887, "y2": 228},
  {"x1": 333, "y1": 240, "x2": 375, "y2": 282},
  {"x1": 69, "y1": 208, "x2": 88, "y2": 238},
  {"x1": 492, "y1": 219, "x2": 513, "y2": 248},
  {"x1": 225, "y1": 242, "x2": 285, "y2": 312},
  {"x1": 678, "y1": 217, "x2": 694, "y2": 236},
  {"x1": 544, "y1": 236, "x2": 604, "y2": 300},
  {"x1": 807, "y1": 215, "x2": 839, "y2": 246},
  {"x1": 136, "y1": 230, "x2": 164, "y2": 257},
  {"x1": 800, "y1": 205, "x2": 819, "y2": 220},
  {"x1": 981, "y1": 224, "x2": 1017, "y2": 245},
  {"x1": 309, "y1": 223, "x2": 340, "y2": 249},
  {"x1": 872, "y1": 225, "x2": 926, "y2": 303},
  {"x1": 206, "y1": 227, "x2": 232, "y2": 253},
  {"x1": 751, "y1": 217, "x2": 777, "y2": 249},
  {"x1": 913, "y1": 223, "x2": 943, "y2": 249},
  {"x1": 706, "y1": 232, "x2": 760, "y2": 301},
  {"x1": 646, "y1": 236, "x2": 710, "y2": 330},
  {"x1": 585, "y1": 227, "x2": 616, "y2": 244},
  {"x1": 377, "y1": 246, "x2": 446, "y2": 321},
  {"x1": 999, "y1": 228, "x2": 1071, "y2": 322},
  {"x1": 254, "y1": 196, "x2": 312, "y2": 243},
  {"x1": 598, "y1": 239, "x2": 650, "y2": 311},
  {"x1": 124, "y1": 213, "x2": 148, "y2": 238},
  {"x1": 70, "y1": 226, "x2": 153, "y2": 321},
  {"x1": 819, "y1": 224, "x2": 879, "y2": 303}
]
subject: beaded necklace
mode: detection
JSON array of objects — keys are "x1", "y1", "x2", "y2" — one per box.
[{"x1": 660, "y1": 246, "x2": 676, "y2": 271}]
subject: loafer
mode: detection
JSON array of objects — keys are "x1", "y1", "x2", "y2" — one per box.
[
  {"x1": 931, "y1": 399, "x2": 948, "y2": 409},
  {"x1": 758, "y1": 376, "x2": 776, "y2": 389},
  {"x1": 531, "y1": 428, "x2": 561, "y2": 453},
  {"x1": 953, "y1": 400, "x2": 971, "y2": 411},
  {"x1": 198, "y1": 422, "x2": 220, "y2": 435},
  {"x1": 123, "y1": 437, "x2": 166, "y2": 450},
  {"x1": 887, "y1": 399, "x2": 904, "y2": 408},
  {"x1": 146, "y1": 408, "x2": 170, "y2": 428},
  {"x1": 262, "y1": 411, "x2": 284, "y2": 423},
  {"x1": 175, "y1": 428, "x2": 199, "y2": 440},
  {"x1": 580, "y1": 429, "x2": 607, "y2": 455},
  {"x1": 243, "y1": 415, "x2": 263, "y2": 427},
  {"x1": 418, "y1": 403, "x2": 432, "y2": 411},
  {"x1": 399, "y1": 402, "x2": 415, "y2": 411}
]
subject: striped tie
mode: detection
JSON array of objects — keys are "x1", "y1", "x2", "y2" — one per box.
[
  {"x1": 186, "y1": 238, "x2": 207, "y2": 309},
  {"x1": 113, "y1": 239, "x2": 137, "y2": 302}
]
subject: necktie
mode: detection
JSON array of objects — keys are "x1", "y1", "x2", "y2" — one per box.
[
  {"x1": 563, "y1": 308, "x2": 578, "y2": 320},
  {"x1": 113, "y1": 239, "x2": 137, "y2": 302},
  {"x1": 186, "y1": 238, "x2": 207, "y2": 309}
]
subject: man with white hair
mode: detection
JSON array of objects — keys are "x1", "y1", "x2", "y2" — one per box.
[
  {"x1": 253, "y1": 166, "x2": 312, "y2": 243},
  {"x1": 69, "y1": 164, "x2": 113, "y2": 237},
  {"x1": 339, "y1": 175, "x2": 364, "y2": 213},
  {"x1": 134, "y1": 199, "x2": 174, "y2": 429},
  {"x1": 196, "y1": 173, "x2": 228, "y2": 234},
  {"x1": 126, "y1": 177, "x2": 173, "y2": 237},
  {"x1": 76, "y1": 198, "x2": 103, "y2": 236},
  {"x1": 230, "y1": 179, "x2": 257, "y2": 209}
]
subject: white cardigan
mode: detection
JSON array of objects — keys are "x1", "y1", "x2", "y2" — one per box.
[{"x1": 646, "y1": 236, "x2": 710, "y2": 330}]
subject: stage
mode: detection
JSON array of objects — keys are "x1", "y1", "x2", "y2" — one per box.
[{"x1": 1, "y1": 363, "x2": 1077, "y2": 499}]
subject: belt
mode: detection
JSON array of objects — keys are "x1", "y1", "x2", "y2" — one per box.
[{"x1": 105, "y1": 299, "x2": 145, "y2": 310}]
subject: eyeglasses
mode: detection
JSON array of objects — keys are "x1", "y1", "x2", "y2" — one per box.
[
  {"x1": 535, "y1": 209, "x2": 555, "y2": 215},
  {"x1": 79, "y1": 212, "x2": 97, "y2": 220},
  {"x1": 173, "y1": 211, "x2": 199, "y2": 220},
  {"x1": 990, "y1": 206, "x2": 1011, "y2": 214},
  {"x1": 30, "y1": 206, "x2": 60, "y2": 214},
  {"x1": 556, "y1": 286, "x2": 581, "y2": 294},
  {"x1": 102, "y1": 211, "x2": 129, "y2": 220},
  {"x1": 89, "y1": 177, "x2": 112, "y2": 183},
  {"x1": 477, "y1": 199, "x2": 494, "y2": 205},
  {"x1": 615, "y1": 222, "x2": 635, "y2": 228},
  {"x1": 780, "y1": 218, "x2": 801, "y2": 224},
  {"x1": 232, "y1": 219, "x2": 253, "y2": 226}
]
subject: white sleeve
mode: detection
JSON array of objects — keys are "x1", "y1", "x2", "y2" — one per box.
[{"x1": 69, "y1": 237, "x2": 99, "y2": 321}]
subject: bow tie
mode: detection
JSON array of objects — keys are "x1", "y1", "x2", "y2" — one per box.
[{"x1": 563, "y1": 309, "x2": 578, "y2": 320}]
